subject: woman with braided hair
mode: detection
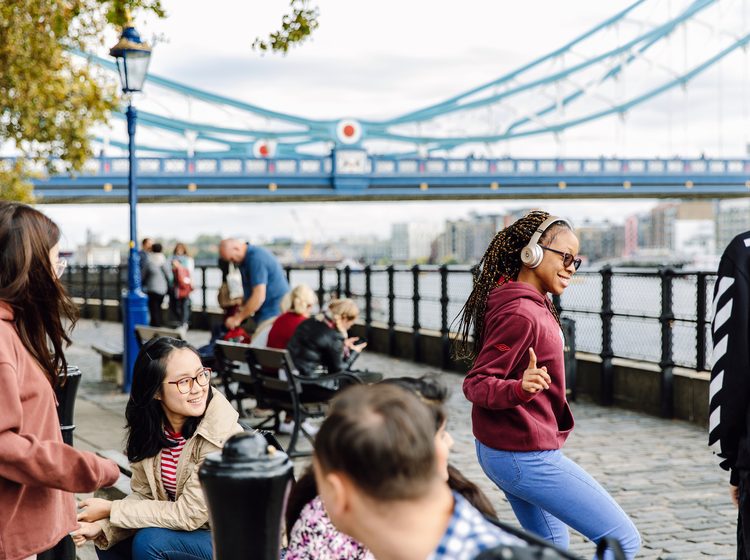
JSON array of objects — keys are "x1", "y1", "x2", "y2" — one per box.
[{"x1": 456, "y1": 211, "x2": 640, "y2": 559}]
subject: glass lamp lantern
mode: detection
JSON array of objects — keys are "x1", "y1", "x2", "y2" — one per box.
[{"x1": 109, "y1": 17, "x2": 152, "y2": 93}]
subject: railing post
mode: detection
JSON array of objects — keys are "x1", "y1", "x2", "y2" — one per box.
[
  {"x1": 364, "y1": 266, "x2": 372, "y2": 343},
  {"x1": 201, "y1": 266, "x2": 208, "y2": 324},
  {"x1": 284, "y1": 265, "x2": 291, "y2": 284},
  {"x1": 344, "y1": 266, "x2": 351, "y2": 298},
  {"x1": 696, "y1": 272, "x2": 707, "y2": 371},
  {"x1": 336, "y1": 268, "x2": 342, "y2": 299},
  {"x1": 439, "y1": 265, "x2": 450, "y2": 370},
  {"x1": 412, "y1": 265, "x2": 421, "y2": 362},
  {"x1": 387, "y1": 265, "x2": 396, "y2": 356},
  {"x1": 116, "y1": 265, "x2": 123, "y2": 321},
  {"x1": 82, "y1": 266, "x2": 90, "y2": 319},
  {"x1": 600, "y1": 265, "x2": 614, "y2": 405},
  {"x1": 659, "y1": 267, "x2": 675, "y2": 418},
  {"x1": 98, "y1": 266, "x2": 106, "y2": 321},
  {"x1": 317, "y1": 266, "x2": 325, "y2": 308}
]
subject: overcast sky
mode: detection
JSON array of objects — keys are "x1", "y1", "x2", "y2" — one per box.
[{"x1": 40, "y1": 0, "x2": 750, "y2": 249}]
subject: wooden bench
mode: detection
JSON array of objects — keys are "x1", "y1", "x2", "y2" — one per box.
[
  {"x1": 92, "y1": 343, "x2": 124, "y2": 385},
  {"x1": 134, "y1": 324, "x2": 186, "y2": 346},
  {"x1": 246, "y1": 346, "x2": 363, "y2": 458},
  {"x1": 214, "y1": 341, "x2": 279, "y2": 429}
]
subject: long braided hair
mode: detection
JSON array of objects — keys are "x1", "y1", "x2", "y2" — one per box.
[{"x1": 453, "y1": 210, "x2": 568, "y2": 362}]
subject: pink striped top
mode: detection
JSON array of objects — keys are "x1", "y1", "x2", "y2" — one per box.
[{"x1": 161, "y1": 429, "x2": 187, "y2": 501}]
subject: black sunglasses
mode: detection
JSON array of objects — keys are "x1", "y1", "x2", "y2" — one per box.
[{"x1": 539, "y1": 246, "x2": 582, "y2": 271}]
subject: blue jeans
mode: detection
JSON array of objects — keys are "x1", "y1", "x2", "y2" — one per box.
[
  {"x1": 476, "y1": 441, "x2": 640, "y2": 560},
  {"x1": 95, "y1": 528, "x2": 212, "y2": 560}
]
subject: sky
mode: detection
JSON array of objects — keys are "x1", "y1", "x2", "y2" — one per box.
[{"x1": 37, "y1": 0, "x2": 750, "y2": 249}]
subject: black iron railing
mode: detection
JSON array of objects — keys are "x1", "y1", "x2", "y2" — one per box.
[{"x1": 62, "y1": 263, "x2": 715, "y2": 380}]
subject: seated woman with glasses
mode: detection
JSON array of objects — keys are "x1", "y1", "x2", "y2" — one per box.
[{"x1": 71, "y1": 337, "x2": 243, "y2": 560}]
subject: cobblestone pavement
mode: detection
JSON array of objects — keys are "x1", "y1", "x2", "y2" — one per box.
[{"x1": 69, "y1": 320, "x2": 734, "y2": 559}]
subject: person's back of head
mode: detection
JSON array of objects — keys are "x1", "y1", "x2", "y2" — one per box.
[
  {"x1": 152, "y1": 243, "x2": 163, "y2": 254},
  {"x1": 0, "y1": 201, "x2": 77, "y2": 386},
  {"x1": 314, "y1": 383, "x2": 437, "y2": 502},
  {"x1": 288, "y1": 284, "x2": 316, "y2": 315}
]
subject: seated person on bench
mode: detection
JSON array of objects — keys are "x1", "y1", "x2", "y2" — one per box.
[
  {"x1": 72, "y1": 337, "x2": 243, "y2": 560},
  {"x1": 286, "y1": 299, "x2": 380, "y2": 398},
  {"x1": 266, "y1": 284, "x2": 318, "y2": 350}
]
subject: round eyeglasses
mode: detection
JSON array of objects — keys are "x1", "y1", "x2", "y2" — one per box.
[
  {"x1": 164, "y1": 367, "x2": 211, "y2": 394},
  {"x1": 538, "y1": 246, "x2": 582, "y2": 271}
]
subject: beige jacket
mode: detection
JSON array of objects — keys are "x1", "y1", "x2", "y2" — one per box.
[{"x1": 96, "y1": 389, "x2": 243, "y2": 549}]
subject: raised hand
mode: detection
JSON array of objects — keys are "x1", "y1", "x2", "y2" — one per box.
[{"x1": 521, "y1": 347, "x2": 551, "y2": 394}]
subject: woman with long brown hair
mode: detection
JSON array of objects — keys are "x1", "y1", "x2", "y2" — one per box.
[{"x1": 0, "y1": 202, "x2": 119, "y2": 560}]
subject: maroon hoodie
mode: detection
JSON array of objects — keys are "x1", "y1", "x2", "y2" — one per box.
[{"x1": 463, "y1": 281, "x2": 574, "y2": 451}]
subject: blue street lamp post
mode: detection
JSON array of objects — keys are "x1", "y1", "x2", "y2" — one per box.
[{"x1": 110, "y1": 16, "x2": 152, "y2": 393}]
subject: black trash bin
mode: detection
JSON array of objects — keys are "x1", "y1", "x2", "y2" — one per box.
[
  {"x1": 561, "y1": 317, "x2": 577, "y2": 402},
  {"x1": 38, "y1": 366, "x2": 83, "y2": 560},
  {"x1": 199, "y1": 431, "x2": 293, "y2": 560},
  {"x1": 55, "y1": 366, "x2": 82, "y2": 446}
]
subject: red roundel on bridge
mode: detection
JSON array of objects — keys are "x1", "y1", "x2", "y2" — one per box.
[
  {"x1": 253, "y1": 140, "x2": 276, "y2": 158},
  {"x1": 336, "y1": 119, "x2": 362, "y2": 144}
]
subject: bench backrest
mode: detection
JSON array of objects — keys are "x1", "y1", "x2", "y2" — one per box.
[
  {"x1": 215, "y1": 340, "x2": 251, "y2": 363},
  {"x1": 134, "y1": 324, "x2": 184, "y2": 347},
  {"x1": 214, "y1": 340, "x2": 253, "y2": 386},
  {"x1": 246, "y1": 346, "x2": 302, "y2": 404}
]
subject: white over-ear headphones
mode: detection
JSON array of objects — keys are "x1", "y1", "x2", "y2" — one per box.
[{"x1": 520, "y1": 216, "x2": 572, "y2": 269}]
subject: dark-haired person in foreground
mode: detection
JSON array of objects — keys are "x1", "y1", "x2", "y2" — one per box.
[
  {"x1": 312, "y1": 384, "x2": 524, "y2": 560},
  {"x1": 285, "y1": 375, "x2": 497, "y2": 559},
  {"x1": 71, "y1": 337, "x2": 243, "y2": 560}
]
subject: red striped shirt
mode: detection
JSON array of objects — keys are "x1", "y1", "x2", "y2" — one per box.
[{"x1": 161, "y1": 429, "x2": 187, "y2": 501}]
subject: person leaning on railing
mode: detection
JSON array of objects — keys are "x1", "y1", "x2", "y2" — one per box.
[{"x1": 0, "y1": 202, "x2": 120, "y2": 560}]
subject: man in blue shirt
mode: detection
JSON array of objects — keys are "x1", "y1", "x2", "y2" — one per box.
[{"x1": 219, "y1": 238, "x2": 290, "y2": 328}]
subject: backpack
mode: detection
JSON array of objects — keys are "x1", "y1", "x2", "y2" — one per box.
[{"x1": 174, "y1": 264, "x2": 193, "y2": 299}]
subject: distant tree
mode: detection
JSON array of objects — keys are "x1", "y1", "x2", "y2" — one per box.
[{"x1": 0, "y1": 0, "x2": 166, "y2": 201}]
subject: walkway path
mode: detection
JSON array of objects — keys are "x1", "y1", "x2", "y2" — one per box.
[{"x1": 69, "y1": 320, "x2": 733, "y2": 559}]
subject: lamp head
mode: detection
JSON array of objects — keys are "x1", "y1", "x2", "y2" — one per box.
[{"x1": 109, "y1": 13, "x2": 152, "y2": 94}]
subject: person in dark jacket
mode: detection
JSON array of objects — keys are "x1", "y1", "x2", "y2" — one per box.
[
  {"x1": 710, "y1": 231, "x2": 750, "y2": 558},
  {"x1": 287, "y1": 298, "x2": 367, "y2": 381},
  {"x1": 454, "y1": 211, "x2": 639, "y2": 559}
]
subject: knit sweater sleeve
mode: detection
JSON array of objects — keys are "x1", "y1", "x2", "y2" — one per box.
[{"x1": 463, "y1": 313, "x2": 538, "y2": 410}]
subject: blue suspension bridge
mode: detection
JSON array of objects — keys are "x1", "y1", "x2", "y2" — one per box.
[{"x1": 18, "y1": 0, "x2": 750, "y2": 202}]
